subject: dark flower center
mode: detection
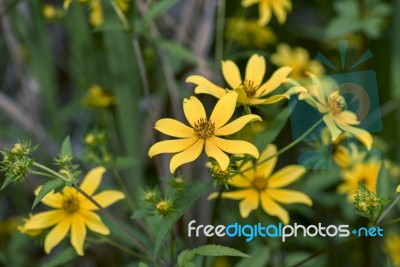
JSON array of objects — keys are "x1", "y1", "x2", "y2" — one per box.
[{"x1": 194, "y1": 118, "x2": 215, "y2": 139}]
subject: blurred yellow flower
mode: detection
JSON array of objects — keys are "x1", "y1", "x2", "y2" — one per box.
[
  {"x1": 385, "y1": 235, "x2": 400, "y2": 266},
  {"x1": 397, "y1": 185, "x2": 400, "y2": 193},
  {"x1": 337, "y1": 161, "x2": 381, "y2": 201},
  {"x1": 42, "y1": 5, "x2": 63, "y2": 20},
  {"x1": 20, "y1": 167, "x2": 125, "y2": 255},
  {"x1": 83, "y1": 85, "x2": 116, "y2": 108},
  {"x1": 209, "y1": 145, "x2": 312, "y2": 224},
  {"x1": 148, "y1": 92, "x2": 261, "y2": 173},
  {"x1": 90, "y1": 0, "x2": 104, "y2": 27},
  {"x1": 225, "y1": 18, "x2": 276, "y2": 48},
  {"x1": 333, "y1": 143, "x2": 367, "y2": 169},
  {"x1": 17, "y1": 215, "x2": 42, "y2": 237},
  {"x1": 242, "y1": 0, "x2": 292, "y2": 26},
  {"x1": 187, "y1": 54, "x2": 304, "y2": 106},
  {"x1": 271, "y1": 43, "x2": 325, "y2": 79},
  {"x1": 297, "y1": 75, "x2": 373, "y2": 149}
]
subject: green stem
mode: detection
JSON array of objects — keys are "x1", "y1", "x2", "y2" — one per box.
[
  {"x1": 87, "y1": 236, "x2": 146, "y2": 260},
  {"x1": 110, "y1": 167, "x2": 136, "y2": 211},
  {"x1": 32, "y1": 162, "x2": 69, "y2": 182},
  {"x1": 236, "y1": 118, "x2": 324, "y2": 175},
  {"x1": 201, "y1": 186, "x2": 224, "y2": 267},
  {"x1": 376, "y1": 194, "x2": 400, "y2": 226},
  {"x1": 30, "y1": 171, "x2": 55, "y2": 179},
  {"x1": 215, "y1": 0, "x2": 225, "y2": 65}
]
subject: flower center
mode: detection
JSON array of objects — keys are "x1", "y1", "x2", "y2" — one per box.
[
  {"x1": 252, "y1": 177, "x2": 268, "y2": 191},
  {"x1": 62, "y1": 195, "x2": 80, "y2": 214},
  {"x1": 240, "y1": 79, "x2": 258, "y2": 97},
  {"x1": 327, "y1": 93, "x2": 347, "y2": 115},
  {"x1": 194, "y1": 118, "x2": 215, "y2": 139}
]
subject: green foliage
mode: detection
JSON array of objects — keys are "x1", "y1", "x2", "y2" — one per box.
[
  {"x1": 32, "y1": 178, "x2": 65, "y2": 209},
  {"x1": 178, "y1": 245, "x2": 249, "y2": 267}
]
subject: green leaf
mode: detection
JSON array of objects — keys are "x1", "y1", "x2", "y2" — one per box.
[
  {"x1": 138, "y1": 263, "x2": 149, "y2": 267},
  {"x1": 254, "y1": 107, "x2": 290, "y2": 150},
  {"x1": 42, "y1": 247, "x2": 77, "y2": 267},
  {"x1": 178, "y1": 245, "x2": 249, "y2": 267},
  {"x1": 236, "y1": 246, "x2": 270, "y2": 267},
  {"x1": 1, "y1": 176, "x2": 15, "y2": 191},
  {"x1": 145, "y1": 0, "x2": 178, "y2": 22},
  {"x1": 376, "y1": 163, "x2": 391, "y2": 198},
  {"x1": 60, "y1": 136, "x2": 72, "y2": 156},
  {"x1": 115, "y1": 156, "x2": 138, "y2": 170},
  {"x1": 32, "y1": 178, "x2": 65, "y2": 209},
  {"x1": 156, "y1": 38, "x2": 197, "y2": 64},
  {"x1": 131, "y1": 207, "x2": 153, "y2": 219},
  {"x1": 153, "y1": 181, "x2": 212, "y2": 258}
]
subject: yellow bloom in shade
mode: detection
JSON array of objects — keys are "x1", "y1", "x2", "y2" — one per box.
[
  {"x1": 20, "y1": 167, "x2": 125, "y2": 255},
  {"x1": 148, "y1": 92, "x2": 261, "y2": 173},
  {"x1": 333, "y1": 142, "x2": 367, "y2": 169},
  {"x1": 242, "y1": 0, "x2": 292, "y2": 26},
  {"x1": 296, "y1": 75, "x2": 373, "y2": 150},
  {"x1": 271, "y1": 43, "x2": 325, "y2": 79},
  {"x1": 209, "y1": 145, "x2": 312, "y2": 224},
  {"x1": 396, "y1": 185, "x2": 400, "y2": 193},
  {"x1": 187, "y1": 54, "x2": 304, "y2": 106},
  {"x1": 385, "y1": 235, "x2": 400, "y2": 266},
  {"x1": 337, "y1": 161, "x2": 381, "y2": 201}
]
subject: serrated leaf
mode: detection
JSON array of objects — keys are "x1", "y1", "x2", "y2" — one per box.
[
  {"x1": 153, "y1": 181, "x2": 212, "y2": 259},
  {"x1": 1, "y1": 176, "x2": 15, "y2": 191},
  {"x1": 177, "y1": 249, "x2": 196, "y2": 267},
  {"x1": 145, "y1": 0, "x2": 178, "y2": 22},
  {"x1": 32, "y1": 178, "x2": 65, "y2": 209},
  {"x1": 60, "y1": 136, "x2": 72, "y2": 156}
]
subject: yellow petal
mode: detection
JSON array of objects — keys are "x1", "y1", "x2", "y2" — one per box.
[
  {"x1": 186, "y1": 75, "x2": 227, "y2": 99},
  {"x1": 148, "y1": 136, "x2": 199, "y2": 157},
  {"x1": 228, "y1": 174, "x2": 252, "y2": 188},
  {"x1": 230, "y1": 161, "x2": 256, "y2": 184},
  {"x1": 71, "y1": 215, "x2": 86, "y2": 256},
  {"x1": 267, "y1": 189, "x2": 313, "y2": 206},
  {"x1": 44, "y1": 216, "x2": 71, "y2": 254},
  {"x1": 241, "y1": 0, "x2": 259, "y2": 7},
  {"x1": 24, "y1": 210, "x2": 65, "y2": 230},
  {"x1": 255, "y1": 144, "x2": 277, "y2": 178},
  {"x1": 248, "y1": 95, "x2": 288, "y2": 105},
  {"x1": 221, "y1": 60, "x2": 242, "y2": 89},
  {"x1": 79, "y1": 167, "x2": 106, "y2": 196},
  {"x1": 205, "y1": 138, "x2": 230, "y2": 170},
  {"x1": 258, "y1": 0, "x2": 272, "y2": 26},
  {"x1": 40, "y1": 190, "x2": 64, "y2": 209},
  {"x1": 272, "y1": 0, "x2": 288, "y2": 24},
  {"x1": 211, "y1": 136, "x2": 259, "y2": 159},
  {"x1": 63, "y1": 0, "x2": 71, "y2": 9},
  {"x1": 257, "y1": 67, "x2": 292, "y2": 97},
  {"x1": 208, "y1": 189, "x2": 252, "y2": 200},
  {"x1": 260, "y1": 193, "x2": 289, "y2": 224},
  {"x1": 79, "y1": 210, "x2": 110, "y2": 235},
  {"x1": 155, "y1": 118, "x2": 194, "y2": 138},
  {"x1": 170, "y1": 138, "x2": 204, "y2": 173},
  {"x1": 323, "y1": 115, "x2": 342, "y2": 141},
  {"x1": 210, "y1": 91, "x2": 238, "y2": 129},
  {"x1": 334, "y1": 111, "x2": 360, "y2": 125},
  {"x1": 245, "y1": 54, "x2": 265, "y2": 87},
  {"x1": 81, "y1": 190, "x2": 125, "y2": 210},
  {"x1": 183, "y1": 96, "x2": 207, "y2": 127},
  {"x1": 268, "y1": 165, "x2": 306, "y2": 188},
  {"x1": 337, "y1": 123, "x2": 373, "y2": 150},
  {"x1": 396, "y1": 185, "x2": 400, "y2": 193},
  {"x1": 239, "y1": 192, "x2": 259, "y2": 218},
  {"x1": 215, "y1": 114, "x2": 261, "y2": 136}
]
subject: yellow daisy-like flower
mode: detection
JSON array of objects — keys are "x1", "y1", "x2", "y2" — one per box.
[
  {"x1": 242, "y1": 0, "x2": 292, "y2": 26},
  {"x1": 148, "y1": 92, "x2": 261, "y2": 173},
  {"x1": 83, "y1": 85, "x2": 116, "y2": 108},
  {"x1": 385, "y1": 235, "x2": 400, "y2": 266},
  {"x1": 271, "y1": 43, "x2": 325, "y2": 79},
  {"x1": 187, "y1": 54, "x2": 303, "y2": 106},
  {"x1": 337, "y1": 161, "x2": 381, "y2": 201},
  {"x1": 296, "y1": 75, "x2": 373, "y2": 150},
  {"x1": 209, "y1": 145, "x2": 312, "y2": 224},
  {"x1": 20, "y1": 167, "x2": 125, "y2": 255}
]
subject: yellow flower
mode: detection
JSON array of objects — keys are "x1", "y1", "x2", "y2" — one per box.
[
  {"x1": 337, "y1": 161, "x2": 381, "y2": 201},
  {"x1": 89, "y1": 0, "x2": 103, "y2": 27},
  {"x1": 21, "y1": 167, "x2": 125, "y2": 255},
  {"x1": 83, "y1": 85, "x2": 116, "y2": 108},
  {"x1": 225, "y1": 18, "x2": 276, "y2": 48},
  {"x1": 333, "y1": 142, "x2": 367, "y2": 169},
  {"x1": 385, "y1": 235, "x2": 400, "y2": 266},
  {"x1": 397, "y1": 185, "x2": 400, "y2": 193},
  {"x1": 209, "y1": 145, "x2": 312, "y2": 224},
  {"x1": 17, "y1": 215, "x2": 42, "y2": 237},
  {"x1": 148, "y1": 92, "x2": 261, "y2": 173},
  {"x1": 297, "y1": 75, "x2": 373, "y2": 150},
  {"x1": 242, "y1": 0, "x2": 292, "y2": 26},
  {"x1": 187, "y1": 54, "x2": 303, "y2": 106},
  {"x1": 271, "y1": 43, "x2": 325, "y2": 79}
]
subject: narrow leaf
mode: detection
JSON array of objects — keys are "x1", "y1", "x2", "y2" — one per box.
[
  {"x1": 60, "y1": 136, "x2": 72, "y2": 156},
  {"x1": 1, "y1": 176, "x2": 15, "y2": 191},
  {"x1": 190, "y1": 244, "x2": 249, "y2": 258},
  {"x1": 145, "y1": 0, "x2": 178, "y2": 22},
  {"x1": 32, "y1": 178, "x2": 65, "y2": 209}
]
